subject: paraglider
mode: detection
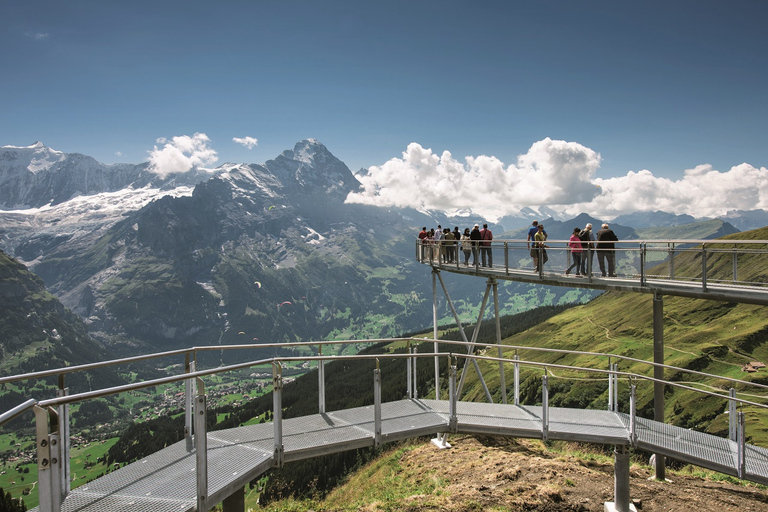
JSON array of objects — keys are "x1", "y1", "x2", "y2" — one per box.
[
  {"x1": 254, "y1": 281, "x2": 262, "y2": 289},
  {"x1": 238, "y1": 331, "x2": 245, "y2": 335}
]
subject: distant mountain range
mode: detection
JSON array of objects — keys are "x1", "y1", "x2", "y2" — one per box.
[{"x1": 0, "y1": 140, "x2": 763, "y2": 371}]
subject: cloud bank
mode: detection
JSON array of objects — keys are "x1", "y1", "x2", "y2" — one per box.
[
  {"x1": 148, "y1": 133, "x2": 218, "y2": 177},
  {"x1": 233, "y1": 136, "x2": 258, "y2": 149},
  {"x1": 345, "y1": 138, "x2": 768, "y2": 220}
]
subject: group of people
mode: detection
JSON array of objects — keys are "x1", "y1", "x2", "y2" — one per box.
[
  {"x1": 417, "y1": 223, "x2": 493, "y2": 267},
  {"x1": 527, "y1": 220, "x2": 619, "y2": 277},
  {"x1": 418, "y1": 219, "x2": 619, "y2": 277}
]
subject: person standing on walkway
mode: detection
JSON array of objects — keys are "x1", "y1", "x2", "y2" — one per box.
[
  {"x1": 534, "y1": 224, "x2": 548, "y2": 271},
  {"x1": 578, "y1": 223, "x2": 595, "y2": 275},
  {"x1": 470, "y1": 224, "x2": 482, "y2": 266},
  {"x1": 434, "y1": 225, "x2": 444, "y2": 262},
  {"x1": 596, "y1": 223, "x2": 619, "y2": 277},
  {"x1": 418, "y1": 227, "x2": 428, "y2": 262},
  {"x1": 480, "y1": 223, "x2": 493, "y2": 268},
  {"x1": 461, "y1": 228, "x2": 472, "y2": 265},
  {"x1": 528, "y1": 220, "x2": 547, "y2": 271},
  {"x1": 565, "y1": 227, "x2": 583, "y2": 276},
  {"x1": 444, "y1": 228, "x2": 455, "y2": 263}
]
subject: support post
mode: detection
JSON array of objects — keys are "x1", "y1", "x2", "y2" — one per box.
[
  {"x1": 449, "y1": 361, "x2": 458, "y2": 433},
  {"x1": 222, "y1": 487, "x2": 244, "y2": 512},
  {"x1": 608, "y1": 361, "x2": 614, "y2": 412},
  {"x1": 411, "y1": 345, "x2": 418, "y2": 399},
  {"x1": 273, "y1": 363, "x2": 284, "y2": 468},
  {"x1": 185, "y1": 355, "x2": 196, "y2": 452},
  {"x1": 542, "y1": 373, "x2": 549, "y2": 442},
  {"x1": 433, "y1": 269, "x2": 440, "y2": 400},
  {"x1": 34, "y1": 405, "x2": 62, "y2": 512},
  {"x1": 457, "y1": 282, "x2": 494, "y2": 402},
  {"x1": 374, "y1": 363, "x2": 382, "y2": 447},
  {"x1": 729, "y1": 388, "x2": 737, "y2": 441},
  {"x1": 406, "y1": 341, "x2": 412, "y2": 399},
  {"x1": 513, "y1": 354, "x2": 520, "y2": 406},
  {"x1": 57, "y1": 375, "x2": 71, "y2": 497},
  {"x1": 701, "y1": 245, "x2": 708, "y2": 292},
  {"x1": 652, "y1": 293, "x2": 666, "y2": 481},
  {"x1": 318, "y1": 345, "x2": 326, "y2": 414},
  {"x1": 605, "y1": 445, "x2": 635, "y2": 512},
  {"x1": 737, "y1": 411, "x2": 746, "y2": 479},
  {"x1": 194, "y1": 377, "x2": 208, "y2": 512},
  {"x1": 491, "y1": 279, "x2": 507, "y2": 404},
  {"x1": 629, "y1": 379, "x2": 637, "y2": 446}
]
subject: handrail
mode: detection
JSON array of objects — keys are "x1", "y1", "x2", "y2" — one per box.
[
  {"x1": 33, "y1": 349, "x2": 768, "y2": 411},
  {"x1": 0, "y1": 338, "x2": 407, "y2": 385},
  {"x1": 8, "y1": 336, "x2": 768, "y2": 406},
  {"x1": 0, "y1": 398, "x2": 36, "y2": 427}
]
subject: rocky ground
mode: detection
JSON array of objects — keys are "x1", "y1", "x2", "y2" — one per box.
[{"x1": 383, "y1": 435, "x2": 768, "y2": 512}]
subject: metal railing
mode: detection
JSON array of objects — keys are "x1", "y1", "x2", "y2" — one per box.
[
  {"x1": 4, "y1": 337, "x2": 768, "y2": 510},
  {"x1": 417, "y1": 238, "x2": 768, "y2": 302}
]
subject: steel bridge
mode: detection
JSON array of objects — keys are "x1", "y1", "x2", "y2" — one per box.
[{"x1": 0, "y1": 236, "x2": 766, "y2": 512}]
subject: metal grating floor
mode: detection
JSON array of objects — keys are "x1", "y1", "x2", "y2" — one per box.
[{"x1": 33, "y1": 399, "x2": 768, "y2": 511}]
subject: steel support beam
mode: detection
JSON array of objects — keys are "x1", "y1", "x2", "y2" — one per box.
[
  {"x1": 491, "y1": 279, "x2": 507, "y2": 404},
  {"x1": 652, "y1": 294, "x2": 666, "y2": 481},
  {"x1": 604, "y1": 445, "x2": 636, "y2": 512}
]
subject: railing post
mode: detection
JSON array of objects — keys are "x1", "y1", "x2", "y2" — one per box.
[
  {"x1": 411, "y1": 345, "x2": 418, "y2": 399},
  {"x1": 185, "y1": 354, "x2": 196, "y2": 451},
  {"x1": 374, "y1": 361, "x2": 382, "y2": 447},
  {"x1": 729, "y1": 388, "x2": 737, "y2": 441},
  {"x1": 639, "y1": 243, "x2": 646, "y2": 285},
  {"x1": 629, "y1": 379, "x2": 637, "y2": 446},
  {"x1": 701, "y1": 244, "x2": 708, "y2": 292},
  {"x1": 732, "y1": 246, "x2": 738, "y2": 284},
  {"x1": 613, "y1": 363, "x2": 619, "y2": 412},
  {"x1": 668, "y1": 242, "x2": 675, "y2": 280},
  {"x1": 318, "y1": 345, "x2": 326, "y2": 414},
  {"x1": 737, "y1": 411, "x2": 746, "y2": 479},
  {"x1": 273, "y1": 363, "x2": 284, "y2": 468},
  {"x1": 513, "y1": 354, "x2": 520, "y2": 406},
  {"x1": 194, "y1": 377, "x2": 208, "y2": 512},
  {"x1": 57, "y1": 374, "x2": 71, "y2": 497},
  {"x1": 449, "y1": 360, "x2": 458, "y2": 433},
  {"x1": 504, "y1": 242, "x2": 509, "y2": 275},
  {"x1": 34, "y1": 405, "x2": 61, "y2": 512},
  {"x1": 542, "y1": 373, "x2": 549, "y2": 442},
  {"x1": 406, "y1": 341, "x2": 413, "y2": 399}
]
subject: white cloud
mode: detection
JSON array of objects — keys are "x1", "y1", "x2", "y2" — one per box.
[
  {"x1": 115, "y1": 151, "x2": 123, "y2": 157},
  {"x1": 345, "y1": 138, "x2": 768, "y2": 220},
  {"x1": 233, "y1": 136, "x2": 258, "y2": 149},
  {"x1": 25, "y1": 32, "x2": 49, "y2": 41},
  {"x1": 148, "y1": 133, "x2": 218, "y2": 177},
  {"x1": 346, "y1": 138, "x2": 602, "y2": 219}
]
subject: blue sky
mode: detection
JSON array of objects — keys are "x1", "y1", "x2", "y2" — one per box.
[{"x1": 3, "y1": 1, "x2": 767, "y2": 218}]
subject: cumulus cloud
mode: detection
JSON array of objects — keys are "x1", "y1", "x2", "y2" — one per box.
[
  {"x1": 572, "y1": 163, "x2": 768, "y2": 218},
  {"x1": 345, "y1": 138, "x2": 768, "y2": 220},
  {"x1": 346, "y1": 138, "x2": 602, "y2": 219},
  {"x1": 233, "y1": 136, "x2": 258, "y2": 149},
  {"x1": 148, "y1": 133, "x2": 218, "y2": 177}
]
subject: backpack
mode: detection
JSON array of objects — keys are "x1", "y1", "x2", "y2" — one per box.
[{"x1": 579, "y1": 230, "x2": 591, "y2": 243}]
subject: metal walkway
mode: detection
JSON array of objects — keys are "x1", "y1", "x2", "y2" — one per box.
[
  {"x1": 417, "y1": 238, "x2": 768, "y2": 305},
  {"x1": 32, "y1": 397, "x2": 768, "y2": 512}
]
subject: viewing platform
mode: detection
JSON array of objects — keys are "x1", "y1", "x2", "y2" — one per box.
[{"x1": 415, "y1": 237, "x2": 768, "y2": 305}]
